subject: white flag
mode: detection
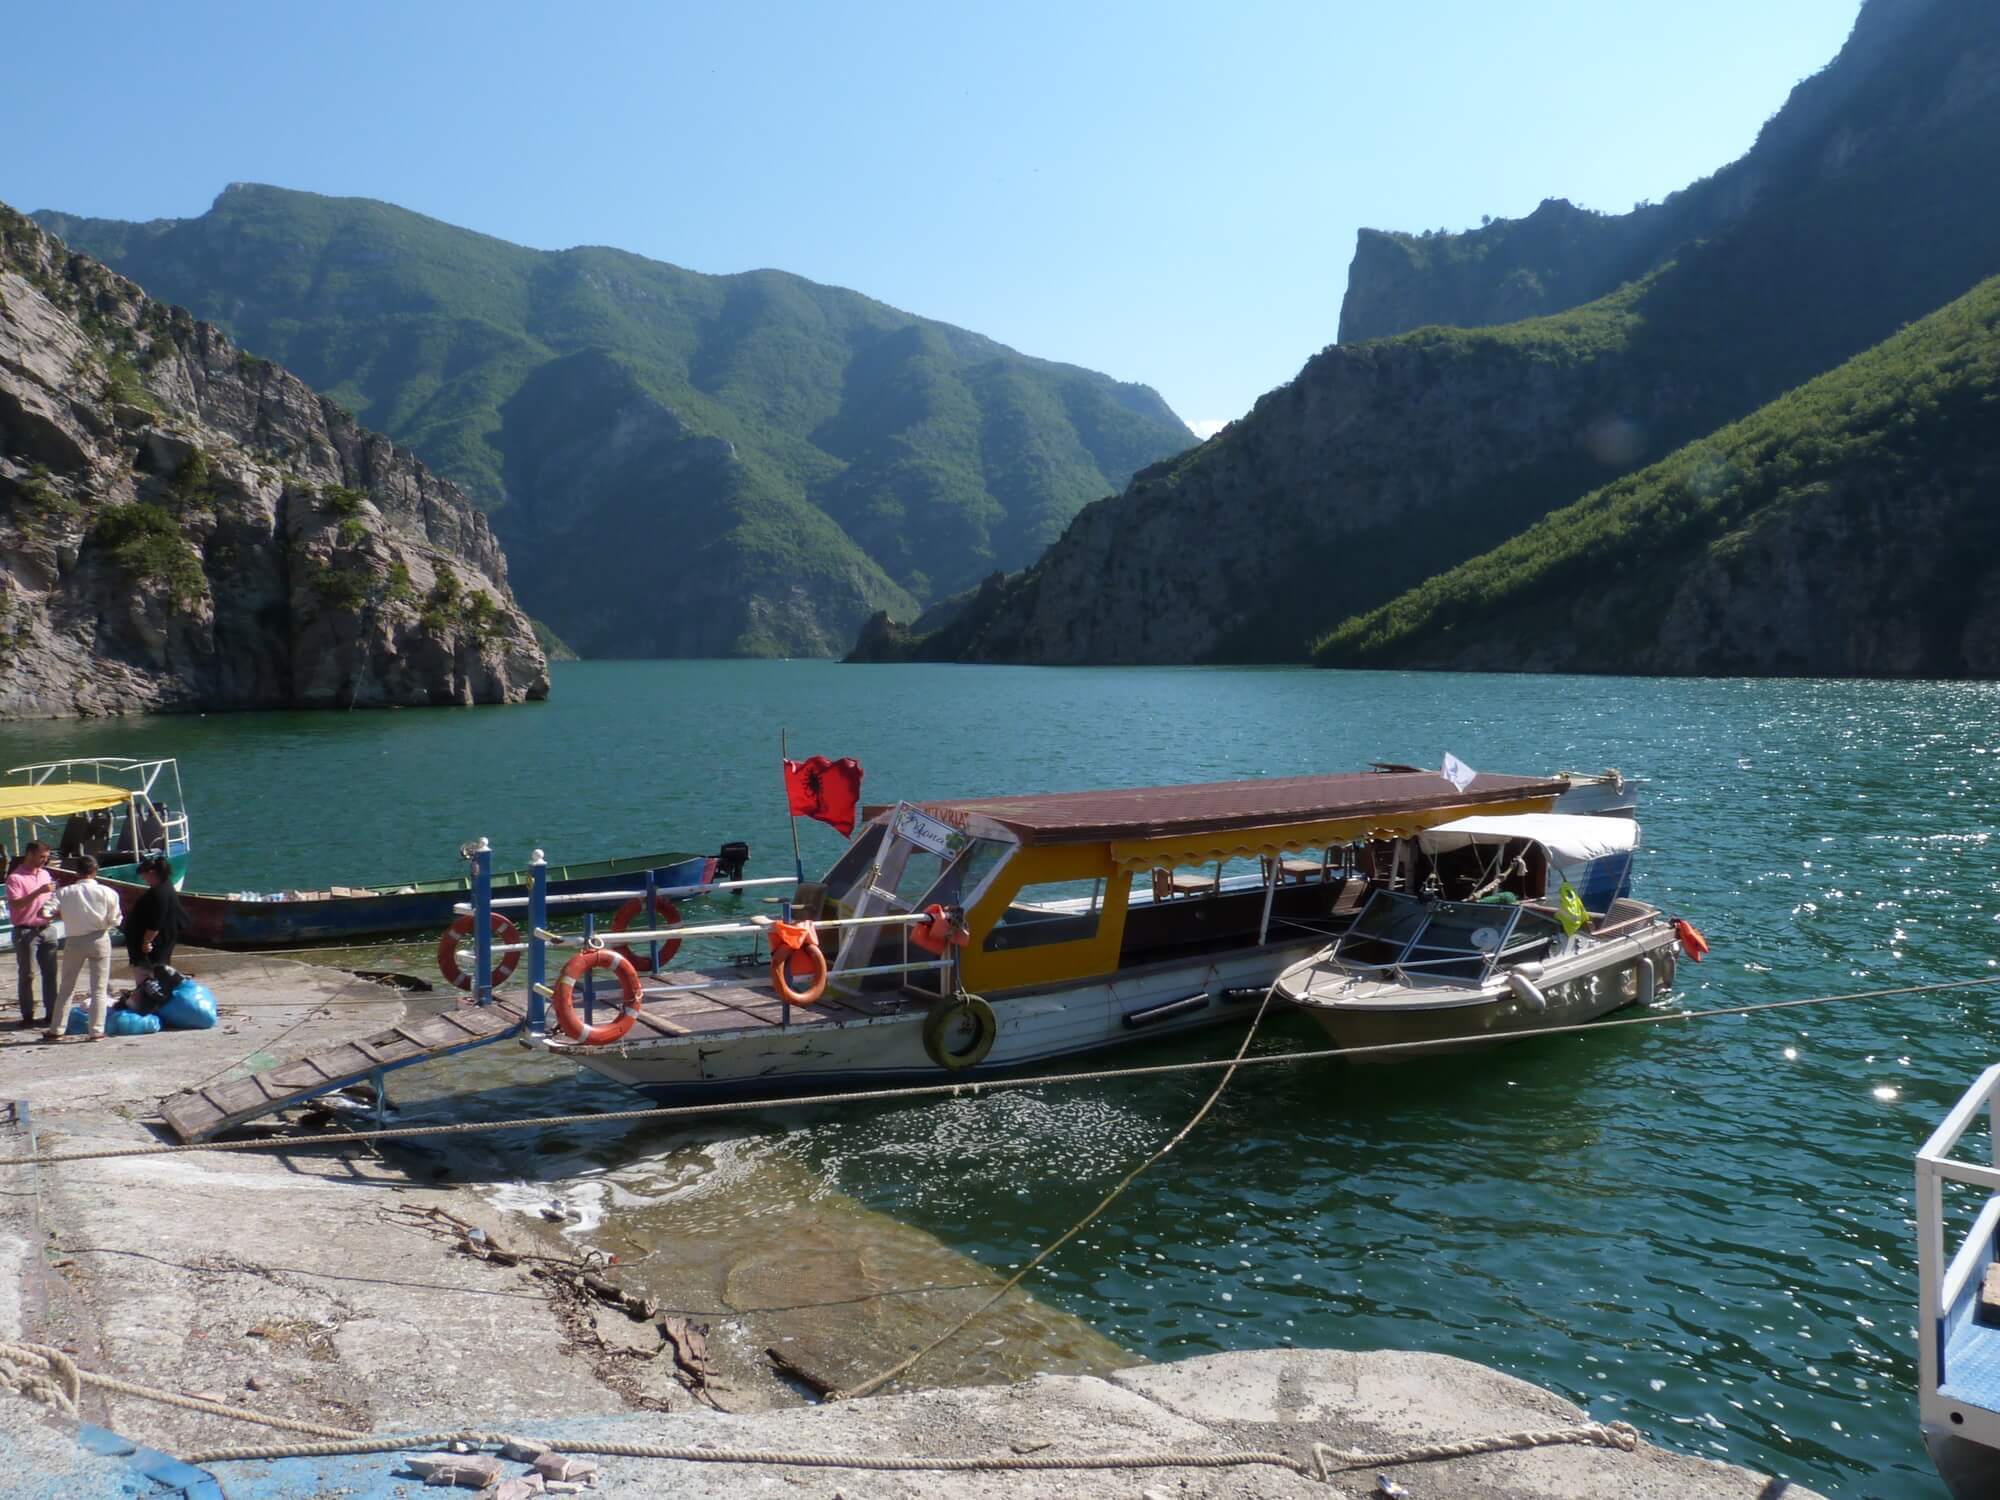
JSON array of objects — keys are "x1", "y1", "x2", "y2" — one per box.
[{"x1": 1441, "y1": 752, "x2": 1477, "y2": 792}]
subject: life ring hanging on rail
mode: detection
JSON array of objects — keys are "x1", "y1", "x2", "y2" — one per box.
[
  {"x1": 768, "y1": 919, "x2": 829, "y2": 1005},
  {"x1": 436, "y1": 911, "x2": 522, "y2": 992},
  {"x1": 909, "y1": 903, "x2": 969, "y2": 958},
  {"x1": 609, "y1": 894, "x2": 682, "y2": 974},
  {"x1": 552, "y1": 944, "x2": 644, "y2": 1046},
  {"x1": 1673, "y1": 919, "x2": 1710, "y2": 963}
]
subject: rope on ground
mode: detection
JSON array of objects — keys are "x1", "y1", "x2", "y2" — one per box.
[
  {"x1": 0, "y1": 1339, "x2": 1642, "y2": 1479},
  {"x1": 833, "y1": 973, "x2": 1287, "y2": 1401},
  {"x1": 0, "y1": 1341, "x2": 367, "y2": 1440},
  {"x1": 4, "y1": 973, "x2": 1997, "y2": 1172},
  {"x1": 1335, "y1": 1419, "x2": 1639, "y2": 1468},
  {"x1": 187, "y1": 1430, "x2": 1336, "y2": 1476},
  {"x1": 183, "y1": 1420, "x2": 1642, "y2": 1476},
  {"x1": 0, "y1": 1340, "x2": 80, "y2": 1418}
]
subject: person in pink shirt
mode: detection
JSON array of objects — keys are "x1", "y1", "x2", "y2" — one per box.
[{"x1": 7, "y1": 840, "x2": 60, "y2": 1028}]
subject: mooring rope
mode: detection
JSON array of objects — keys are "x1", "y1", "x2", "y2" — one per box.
[
  {"x1": 2, "y1": 973, "x2": 1994, "y2": 1172},
  {"x1": 834, "y1": 974, "x2": 1286, "y2": 1399}
]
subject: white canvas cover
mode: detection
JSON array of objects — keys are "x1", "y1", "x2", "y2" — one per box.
[{"x1": 1417, "y1": 813, "x2": 1638, "y2": 866}]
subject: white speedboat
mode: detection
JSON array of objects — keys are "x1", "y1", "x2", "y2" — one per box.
[{"x1": 1275, "y1": 813, "x2": 1688, "y2": 1057}]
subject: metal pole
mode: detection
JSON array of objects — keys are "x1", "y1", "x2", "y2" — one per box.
[
  {"x1": 781, "y1": 726, "x2": 804, "y2": 886},
  {"x1": 644, "y1": 867, "x2": 660, "y2": 976},
  {"x1": 472, "y1": 839, "x2": 493, "y2": 1006},
  {"x1": 1256, "y1": 850, "x2": 1281, "y2": 945},
  {"x1": 527, "y1": 850, "x2": 548, "y2": 1033},
  {"x1": 583, "y1": 910, "x2": 598, "y2": 1027}
]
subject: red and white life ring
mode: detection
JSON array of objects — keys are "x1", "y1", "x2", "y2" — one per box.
[
  {"x1": 608, "y1": 894, "x2": 682, "y2": 973},
  {"x1": 436, "y1": 911, "x2": 522, "y2": 992},
  {"x1": 551, "y1": 946, "x2": 644, "y2": 1045}
]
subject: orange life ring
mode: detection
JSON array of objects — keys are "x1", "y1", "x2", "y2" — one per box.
[
  {"x1": 1673, "y1": 919, "x2": 1710, "y2": 962},
  {"x1": 609, "y1": 894, "x2": 682, "y2": 973},
  {"x1": 552, "y1": 946, "x2": 644, "y2": 1045},
  {"x1": 768, "y1": 919, "x2": 829, "y2": 1005},
  {"x1": 909, "y1": 903, "x2": 968, "y2": 957},
  {"x1": 437, "y1": 911, "x2": 522, "y2": 991}
]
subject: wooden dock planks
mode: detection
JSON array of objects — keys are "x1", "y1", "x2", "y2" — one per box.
[{"x1": 158, "y1": 999, "x2": 526, "y2": 1144}]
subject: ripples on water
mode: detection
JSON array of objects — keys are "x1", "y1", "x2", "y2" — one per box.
[{"x1": 7, "y1": 664, "x2": 1998, "y2": 1496}]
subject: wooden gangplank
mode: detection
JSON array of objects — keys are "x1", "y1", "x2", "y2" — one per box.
[{"x1": 158, "y1": 1000, "x2": 527, "y2": 1144}]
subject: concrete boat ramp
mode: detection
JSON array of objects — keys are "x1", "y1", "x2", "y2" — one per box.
[{"x1": 1, "y1": 950, "x2": 1819, "y2": 1498}]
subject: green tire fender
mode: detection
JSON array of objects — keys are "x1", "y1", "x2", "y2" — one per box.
[{"x1": 922, "y1": 992, "x2": 998, "y2": 1071}]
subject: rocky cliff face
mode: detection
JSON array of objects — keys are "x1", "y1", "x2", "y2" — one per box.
[
  {"x1": 873, "y1": 0, "x2": 2000, "y2": 667},
  {"x1": 1337, "y1": 0, "x2": 1958, "y2": 343},
  {"x1": 0, "y1": 204, "x2": 548, "y2": 718}
]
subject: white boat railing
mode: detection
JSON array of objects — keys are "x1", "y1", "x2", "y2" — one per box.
[
  {"x1": 1916, "y1": 1062, "x2": 2000, "y2": 1453},
  {"x1": 449, "y1": 875, "x2": 795, "y2": 916}
]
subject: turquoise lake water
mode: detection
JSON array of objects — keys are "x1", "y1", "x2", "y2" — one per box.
[{"x1": 6, "y1": 659, "x2": 1998, "y2": 1497}]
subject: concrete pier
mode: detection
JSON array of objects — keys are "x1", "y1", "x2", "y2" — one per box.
[{"x1": 0, "y1": 951, "x2": 1822, "y2": 1497}]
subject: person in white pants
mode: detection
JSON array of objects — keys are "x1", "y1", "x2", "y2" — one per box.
[{"x1": 50, "y1": 856, "x2": 122, "y2": 1041}]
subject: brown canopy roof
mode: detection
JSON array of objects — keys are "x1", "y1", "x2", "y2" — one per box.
[{"x1": 916, "y1": 769, "x2": 1570, "y2": 845}]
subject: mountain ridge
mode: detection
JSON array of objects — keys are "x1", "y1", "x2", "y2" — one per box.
[
  {"x1": 34, "y1": 184, "x2": 1194, "y2": 657},
  {"x1": 856, "y1": 0, "x2": 2000, "y2": 667}
]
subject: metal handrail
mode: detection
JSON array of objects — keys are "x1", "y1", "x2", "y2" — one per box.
[
  {"x1": 451, "y1": 876, "x2": 796, "y2": 915},
  {"x1": 1916, "y1": 1063, "x2": 2000, "y2": 1409}
]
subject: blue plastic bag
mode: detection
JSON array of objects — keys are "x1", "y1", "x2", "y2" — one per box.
[
  {"x1": 159, "y1": 978, "x2": 219, "y2": 1031},
  {"x1": 67, "y1": 1005, "x2": 162, "y2": 1036}
]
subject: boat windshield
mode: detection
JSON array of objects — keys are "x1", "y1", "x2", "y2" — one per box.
[{"x1": 1333, "y1": 892, "x2": 1561, "y2": 984}]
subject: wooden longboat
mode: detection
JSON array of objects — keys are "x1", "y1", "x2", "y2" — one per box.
[{"x1": 101, "y1": 850, "x2": 721, "y2": 950}]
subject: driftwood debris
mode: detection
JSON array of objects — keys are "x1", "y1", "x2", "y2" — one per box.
[
  {"x1": 766, "y1": 1344, "x2": 838, "y2": 1399},
  {"x1": 660, "y1": 1316, "x2": 713, "y2": 1392}
]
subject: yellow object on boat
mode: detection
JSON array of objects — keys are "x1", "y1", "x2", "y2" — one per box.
[{"x1": 0, "y1": 783, "x2": 135, "y2": 821}]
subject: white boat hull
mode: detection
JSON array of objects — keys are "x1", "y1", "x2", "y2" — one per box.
[
  {"x1": 548, "y1": 939, "x2": 1324, "y2": 1103},
  {"x1": 1285, "y1": 925, "x2": 1680, "y2": 1059}
]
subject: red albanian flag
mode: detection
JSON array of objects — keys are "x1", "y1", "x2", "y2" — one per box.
[{"x1": 783, "y1": 756, "x2": 864, "y2": 837}]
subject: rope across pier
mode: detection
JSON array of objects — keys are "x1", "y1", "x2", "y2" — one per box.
[{"x1": 2, "y1": 973, "x2": 1995, "y2": 1171}]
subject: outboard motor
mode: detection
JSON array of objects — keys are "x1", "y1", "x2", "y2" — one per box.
[{"x1": 715, "y1": 841, "x2": 751, "y2": 883}]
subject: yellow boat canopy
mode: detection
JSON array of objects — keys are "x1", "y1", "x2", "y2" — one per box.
[{"x1": 0, "y1": 783, "x2": 135, "y2": 821}]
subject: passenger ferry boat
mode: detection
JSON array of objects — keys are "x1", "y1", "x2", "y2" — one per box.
[
  {"x1": 1, "y1": 758, "x2": 191, "y2": 948},
  {"x1": 502, "y1": 767, "x2": 1628, "y2": 1103},
  {"x1": 1275, "y1": 813, "x2": 1686, "y2": 1055}
]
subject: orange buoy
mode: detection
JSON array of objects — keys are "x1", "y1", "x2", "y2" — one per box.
[
  {"x1": 768, "y1": 919, "x2": 829, "y2": 1005},
  {"x1": 551, "y1": 946, "x2": 644, "y2": 1045},
  {"x1": 609, "y1": 894, "x2": 682, "y2": 973},
  {"x1": 1673, "y1": 919, "x2": 1710, "y2": 962},
  {"x1": 908, "y1": 903, "x2": 968, "y2": 957},
  {"x1": 436, "y1": 911, "x2": 522, "y2": 992}
]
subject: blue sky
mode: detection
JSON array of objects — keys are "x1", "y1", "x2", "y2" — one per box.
[{"x1": 4, "y1": 0, "x2": 1860, "y2": 432}]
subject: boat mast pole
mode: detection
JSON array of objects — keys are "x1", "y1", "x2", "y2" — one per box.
[{"x1": 781, "y1": 727, "x2": 804, "y2": 884}]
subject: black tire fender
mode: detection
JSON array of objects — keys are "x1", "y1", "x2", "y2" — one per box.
[{"x1": 922, "y1": 992, "x2": 998, "y2": 1071}]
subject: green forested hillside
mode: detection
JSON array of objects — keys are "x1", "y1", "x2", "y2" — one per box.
[
  {"x1": 860, "y1": 0, "x2": 2000, "y2": 667},
  {"x1": 1314, "y1": 275, "x2": 2000, "y2": 676},
  {"x1": 34, "y1": 185, "x2": 1191, "y2": 655}
]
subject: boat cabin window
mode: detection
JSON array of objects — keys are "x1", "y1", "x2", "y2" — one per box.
[
  {"x1": 982, "y1": 877, "x2": 1104, "y2": 952},
  {"x1": 820, "y1": 824, "x2": 887, "y2": 902},
  {"x1": 920, "y1": 837, "x2": 1010, "y2": 911},
  {"x1": 1338, "y1": 893, "x2": 1432, "y2": 966}
]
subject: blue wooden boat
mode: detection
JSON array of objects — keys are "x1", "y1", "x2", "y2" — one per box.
[{"x1": 101, "y1": 849, "x2": 737, "y2": 950}]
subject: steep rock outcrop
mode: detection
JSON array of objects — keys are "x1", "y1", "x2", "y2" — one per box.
[
  {"x1": 1338, "y1": 0, "x2": 1968, "y2": 342},
  {"x1": 0, "y1": 204, "x2": 548, "y2": 718},
  {"x1": 876, "y1": 0, "x2": 2000, "y2": 666},
  {"x1": 1315, "y1": 274, "x2": 2000, "y2": 677}
]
